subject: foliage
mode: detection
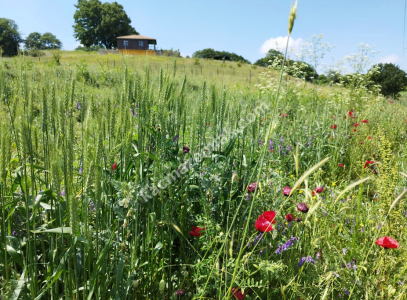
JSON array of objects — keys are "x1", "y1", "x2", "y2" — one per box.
[
  {"x1": 73, "y1": 0, "x2": 138, "y2": 49},
  {"x1": 192, "y1": 48, "x2": 250, "y2": 64},
  {"x1": 368, "y1": 63, "x2": 407, "y2": 99},
  {"x1": 75, "y1": 44, "x2": 105, "y2": 51},
  {"x1": 25, "y1": 32, "x2": 62, "y2": 50},
  {"x1": 0, "y1": 18, "x2": 22, "y2": 56},
  {"x1": 254, "y1": 49, "x2": 284, "y2": 67}
]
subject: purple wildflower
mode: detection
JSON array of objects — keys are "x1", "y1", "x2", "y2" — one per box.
[
  {"x1": 298, "y1": 257, "x2": 306, "y2": 267},
  {"x1": 306, "y1": 255, "x2": 315, "y2": 264},
  {"x1": 268, "y1": 140, "x2": 274, "y2": 151},
  {"x1": 131, "y1": 108, "x2": 136, "y2": 117},
  {"x1": 12, "y1": 230, "x2": 18, "y2": 237},
  {"x1": 61, "y1": 188, "x2": 65, "y2": 197},
  {"x1": 342, "y1": 248, "x2": 347, "y2": 255},
  {"x1": 173, "y1": 135, "x2": 179, "y2": 142},
  {"x1": 344, "y1": 288, "x2": 350, "y2": 296},
  {"x1": 77, "y1": 102, "x2": 81, "y2": 110}
]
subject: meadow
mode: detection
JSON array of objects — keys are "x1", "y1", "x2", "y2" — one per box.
[{"x1": 0, "y1": 48, "x2": 407, "y2": 300}]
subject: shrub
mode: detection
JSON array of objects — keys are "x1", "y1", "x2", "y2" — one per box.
[{"x1": 368, "y1": 63, "x2": 407, "y2": 99}]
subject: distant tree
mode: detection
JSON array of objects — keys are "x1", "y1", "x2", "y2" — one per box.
[
  {"x1": 254, "y1": 49, "x2": 283, "y2": 67},
  {"x1": 25, "y1": 32, "x2": 62, "y2": 50},
  {"x1": 368, "y1": 63, "x2": 407, "y2": 99},
  {"x1": 0, "y1": 18, "x2": 22, "y2": 56},
  {"x1": 25, "y1": 32, "x2": 42, "y2": 50},
  {"x1": 73, "y1": 0, "x2": 138, "y2": 49},
  {"x1": 40, "y1": 32, "x2": 62, "y2": 49},
  {"x1": 192, "y1": 48, "x2": 250, "y2": 64}
]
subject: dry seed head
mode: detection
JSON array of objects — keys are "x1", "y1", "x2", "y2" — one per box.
[{"x1": 288, "y1": 1, "x2": 298, "y2": 35}]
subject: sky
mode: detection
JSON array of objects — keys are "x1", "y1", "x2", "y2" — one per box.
[{"x1": 2, "y1": 0, "x2": 407, "y2": 73}]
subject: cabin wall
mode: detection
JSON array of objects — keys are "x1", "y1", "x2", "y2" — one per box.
[{"x1": 117, "y1": 39, "x2": 151, "y2": 50}]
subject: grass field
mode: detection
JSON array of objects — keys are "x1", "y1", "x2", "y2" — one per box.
[{"x1": 0, "y1": 50, "x2": 407, "y2": 300}]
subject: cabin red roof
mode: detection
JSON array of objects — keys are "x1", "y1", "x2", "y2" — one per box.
[{"x1": 117, "y1": 35, "x2": 156, "y2": 41}]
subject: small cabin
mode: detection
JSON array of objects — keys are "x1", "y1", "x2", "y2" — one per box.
[{"x1": 117, "y1": 35, "x2": 157, "y2": 56}]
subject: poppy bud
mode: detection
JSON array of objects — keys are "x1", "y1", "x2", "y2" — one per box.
[
  {"x1": 315, "y1": 186, "x2": 324, "y2": 193},
  {"x1": 132, "y1": 280, "x2": 140, "y2": 289},
  {"x1": 283, "y1": 186, "x2": 292, "y2": 196},
  {"x1": 297, "y1": 203, "x2": 309, "y2": 213},
  {"x1": 159, "y1": 279, "x2": 165, "y2": 292},
  {"x1": 248, "y1": 182, "x2": 257, "y2": 193},
  {"x1": 183, "y1": 146, "x2": 190, "y2": 153},
  {"x1": 285, "y1": 214, "x2": 294, "y2": 222}
]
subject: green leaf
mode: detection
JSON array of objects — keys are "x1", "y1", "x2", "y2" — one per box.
[
  {"x1": 31, "y1": 227, "x2": 72, "y2": 234},
  {"x1": 9, "y1": 269, "x2": 26, "y2": 300},
  {"x1": 6, "y1": 245, "x2": 24, "y2": 267}
]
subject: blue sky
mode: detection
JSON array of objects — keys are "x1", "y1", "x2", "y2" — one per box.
[{"x1": 2, "y1": 0, "x2": 407, "y2": 72}]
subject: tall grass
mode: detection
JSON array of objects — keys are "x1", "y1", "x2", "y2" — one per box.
[{"x1": 1, "y1": 32, "x2": 407, "y2": 300}]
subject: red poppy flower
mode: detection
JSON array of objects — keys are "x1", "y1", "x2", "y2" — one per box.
[
  {"x1": 285, "y1": 214, "x2": 294, "y2": 222},
  {"x1": 353, "y1": 129, "x2": 357, "y2": 132},
  {"x1": 255, "y1": 215, "x2": 274, "y2": 232},
  {"x1": 112, "y1": 163, "x2": 117, "y2": 170},
  {"x1": 364, "y1": 160, "x2": 376, "y2": 168},
  {"x1": 283, "y1": 186, "x2": 292, "y2": 196},
  {"x1": 354, "y1": 123, "x2": 359, "y2": 127},
  {"x1": 263, "y1": 210, "x2": 277, "y2": 223},
  {"x1": 282, "y1": 113, "x2": 288, "y2": 117},
  {"x1": 348, "y1": 111, "x2": 353, "y2": 116},
  {"x1": 368, "y1": 136, "x2": 371, "y2": 140},
  {"x1": 183, "y1": 146, "x2": 190, "y2": 153},
  {"x1": 312, "y1": 190, "x2": 316, "y2": 196},
  {"x1": 189, "y1": 225, "x2": 205, "y2": 237},
  {"x1": 331, "y1": 116, "x2": 335, "y2": 119},
  {"x1": 331, "y1": 124, "x2": 337, "y2": 129},
  {"x1": 297, "y1": 203, "x2": 309, "y2": 213},
  {"x1": 231, "y1": 287, "x2": 246, "y2": 300},
  {"x1": 315, "y1": 186, "x2": 324, "y2": 193},
  {"x1": 339, "y1": 163, "x2": 344, "y2": 167},
  {"x1": 344, "y1": 116, "x2": 347, "y2": 119},
  {"x1": 362, "y1": 120, "x2": 368, "y2": 123},
  {"x1": 248, "y1": 182, "x2": 257, "y2": 193},
  {"x1": 359, "y1": 141, "x2": 363, "y2": 145},
  {"x1": 255, "y1": 210, "x2": 276, "y2": 232},
  {"x1": 375, "y1": 236, "x2": 399, "y2": 249}
]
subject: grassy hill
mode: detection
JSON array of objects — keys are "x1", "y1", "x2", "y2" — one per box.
[{"x1": 1, "y1": 51, "x2": 407, "y2": 299}]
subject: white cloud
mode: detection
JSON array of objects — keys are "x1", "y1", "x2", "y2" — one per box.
[
  {"x1": 260, "y1": 36, "x2": 304, "y2": 55},
  {"x1": 376, "y1": 54, "x2": 401, "y2": 64}
]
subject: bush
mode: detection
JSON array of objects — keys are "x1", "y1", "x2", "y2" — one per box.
[
  {"x1": 27, "y1": 48, "x2": 45, "y2": 57},
  {"x1": 192, "y1": 48, "x2": 250, "y2": 64},
  {"x1": 368, "y1": 63, "x2": 407, "y2": 99}
]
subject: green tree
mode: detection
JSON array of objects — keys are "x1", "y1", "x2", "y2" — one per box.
[
  {"x1": 254, "y1": 49, "x2": 283, "y2": 67},
  {"x1": 40, "y1": 32, "x2": 62, "y2": 49},
  {"x1": 192, "y1": 48, "x2": 250, "y2": 64},
  {"x1": 73, "y1": 0, "x2": 138, "y2": 49},
  {"x1": 25, "y1": 32, "x2": 42, "y2": 50},
  {"x1": 0, "y1": 18, "x2": 22, "y2": 56},
  {"x1": 25, "y1": 32, "x2": 62, "y2": 50},
  {"x1": 368, "y1": 63, "x2": 407, "y2": 99}
]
